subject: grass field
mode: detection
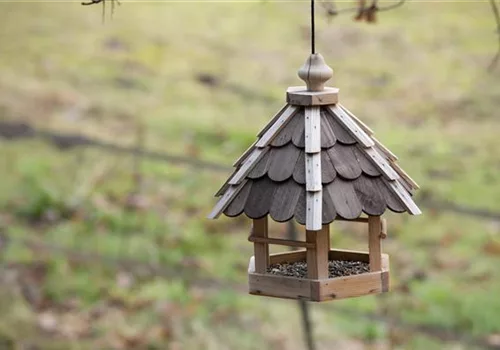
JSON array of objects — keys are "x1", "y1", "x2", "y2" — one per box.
[{"x1": 0, "y1": 1, "x2": 499, "y2": 349}]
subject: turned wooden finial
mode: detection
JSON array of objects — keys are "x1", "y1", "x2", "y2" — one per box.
[{"x1": 298, "y1": 53, "x2": 333, "y2": 92}]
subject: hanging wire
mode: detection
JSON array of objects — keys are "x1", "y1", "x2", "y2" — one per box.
[{"x1": 311, "y1": 0, "x2": 316, "y2": 54}]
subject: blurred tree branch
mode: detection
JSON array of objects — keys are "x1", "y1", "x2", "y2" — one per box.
[
  {"x1": 80, "y1": 0, "x2": 500, "y2": 69},
  {"x1": 81, "y1": 0, "x2": 120, "y2": 21},
  {"x1": 488, "y1": 0, "x2": 500, "y2": 71},
  {"x1": 322, "y1": 0, "x2": 500, "y2": 70},
  {"x1": 321, "y1": 0, "x2": 405, "y2": 23}
]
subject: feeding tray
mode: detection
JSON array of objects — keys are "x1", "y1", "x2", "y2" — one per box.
[{"x1": 248, "y1": 249, "x2": 389, "y2": 302}]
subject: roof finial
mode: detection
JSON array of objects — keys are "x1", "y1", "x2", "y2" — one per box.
[{"x1": 298, "y1": 53, "x2": 333, "y2": 92}]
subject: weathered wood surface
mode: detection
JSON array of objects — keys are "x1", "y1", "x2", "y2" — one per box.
[
  {"x1": 287, "y1": 86, "x2": 339, "y2": 106},
  {"x1": 297, "y1": 53, "x2": 333, "y2": 92},
  {"x1": 306, "y1": 226, "x2": 330, "y2": 279},
  {"x1": 268, "y1": 144, "x2": 301, "y2": 182},
  {"x1": 327, "y1": 145, "x2": 362, "y2": 180},
  {"x1": 327, "y1": 105, "x2": 374, "y2": 148},
  {"x1": 256, "y1": 105, "x2": 299, "y2": 148},
  {"x1": 214, "y1": 97, "x2": 421, "y2": 223},
  {"x1": 269, "y1": 179, "x2": 302, "y2": 222},
  {"x1": 338, "y1": 104, "x2": 374, "y2": 135},
  {"x1": 253, "y1": 217, "x2": 269, "y2": 273},
  {"x1": 306, "y1": 191, "x2": 323, "y2": 231},
  {"x1": 224, "y1": 181, "x2": 252, "y2": 217},
  {"x1": 353, "y1": 176, "x2": 386, "y2": 216},
  {"x1": 249, "y1": 235, "x2": 315, "y2": 249},
  {"x1": 305, "y1": 153, "x2": 322, "y2": 191},
  {"x1": 268, "y1": 250, "x2": 307, "y2": 264},
  {"x1": 228, "y1": 147, "x2": 268, "y2": 185},
  {"x1": 247, "y1": 251, "x2": 390, "y2": 302},
  {"x1": 249, "y1": 272, "x2": 312, "y2": 300},
  {"x1": 333, "y1": 217, "x2": 369, "y2": 223},
  {"x1": 316, "y1": 270, "x2": 387, "y2": 301},
  {"x1": 305, "y1": 106, "x2": 321, "y2": 153},
  {"x1": 380, "y1": 218, "x2": 387, "y2": 239},
  {"x1": 270, "y1": 112, "x2": 303, "y2": 147},
  {"x1": 208, "y1": 180, "x2": 248, "y2": 219},
  {"x1": 325, "y1": 179, "x2": 362, "y2": 219},
  {"x1": 368, "y1": 216, "x2": 382, "y2": 272},
  {"x1": 243, "y1": 177, "x2": 276, "y2": 219}
]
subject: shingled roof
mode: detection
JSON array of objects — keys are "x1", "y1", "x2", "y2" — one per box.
[{"x1": 208, "y1": 55, "x2": 421, "y2": 231}]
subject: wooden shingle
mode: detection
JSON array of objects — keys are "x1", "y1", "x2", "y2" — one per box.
[
  {"x1": 268, "y1": 144, "x2": 301, "y2": 182},
  {"x1": 327, "y1": 144, "x2": 362, "y2": 180},
  {"x1": 210, "y1": 93, "x2": 420, "y2": 224}
]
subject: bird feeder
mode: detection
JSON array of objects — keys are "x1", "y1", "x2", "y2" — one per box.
[{"x1": 208, "y1": 53, "x2": 421, "y2": 302}]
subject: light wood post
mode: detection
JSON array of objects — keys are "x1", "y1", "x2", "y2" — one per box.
[
  {"x1": 368, "y1": 216, "x2": 382, "y2": 272},
  {"x1": 252, "y1": 217, "x2": 269, "y2": 273},
  {"x1": 306, "y1": 225, "x2": 330, "y2": 279}
]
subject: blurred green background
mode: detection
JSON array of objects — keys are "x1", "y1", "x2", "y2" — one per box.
[{"x1": 0, "y1": 1, "x2": 499, "y2": 349}]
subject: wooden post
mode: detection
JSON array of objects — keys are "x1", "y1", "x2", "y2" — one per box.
[
  {"x1": 252, "y1": 217, "x2": 269, "y2": 273},
  {"x1": 368, "y1": 216, "x2": 382, "y2": 272},
  {"x1": 306, "y1": 225, "x2": 330, "y2": 279}
]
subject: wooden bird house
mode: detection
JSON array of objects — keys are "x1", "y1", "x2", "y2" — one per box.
[{"x1": 208, "y1": 53, "x2": 421, "y2": 302}]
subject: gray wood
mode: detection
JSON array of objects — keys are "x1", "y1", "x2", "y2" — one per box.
[
  {"x1": 323, "y1": 109, "x2": 357, "y2": 145},
  {"x1": 373, "y1": 137, "x2": 398, "y2": 161},
  {"x1": 268, "y1": 143, "x2": 301, "y2": 182},
  {"x1": 224, "y1": 181, "x2": 253, "y2": 217},
  {"x1": 338, "y1": 104, "x2": 374, "y2": 135},
  {"x1": 353, "y1": 175, "x2": 387, "y2": 216},
  {"x1": 321, "y1": 151, "x2": 337, "y2": 184},
  {"x1": 208, "y1": 180, "x2": 248, "y2": 219},
  {"x1": 354, "y1": 147, "x2": 381, "y2": 177},
  {"x1": 292, "y1": 150, "x2": 306, "y2": 184},
  {"x1": 244, "y1": 177, "x2": 277, "y2": 219},
  {"x1": 364, "y1": 147, "x2": 400, "y2": 181},
  {"x1": 233, "y1": 140, "x2": 256, "y2": 167},
  {"x1": 256, "y1": 105, "x2": 299, "y2": 148},
  {"x1": 287, "y1": 86, "x2": 339, "y2": 106},
  {"x1": 322, "y1": 189, "x2": 337, "y2": 224},
  {"x1": 325, "y1": 178, "x2": 363, "y2": 219},
  {"x1": 228, "y1": 147, "x2": 268, "y2": 185},
  {"x1": 257, "y1": 104, "x2": 288, "y2": 137},
  {"x1": 215, "y1": 174, "x2": 233, "y2": 197},
  {"x1": 391, "y1": 161, "x2": 420, "y2": 190},
  {"x1": 306, "y1": 190, "x2": 323, "y2": 231},
  {"x1": 327, "y1": 105, "x2": 375, "y2": 148},
  {"x1": 271, "y1": 112, "x2": 302, "y2": 147},
  {"x1": 388, "y1": 181, "x2": 422, "y2": 215},
  {"x1": 269, "y1": 179, "x2": 302, "y2": 222},
  {"x1": 374, "y1": 177, "x2": 406, "y2": 213},
  {"x1": 248, "y1": 235, "x2": 314, "y2": 249},
  {"x1": 294, "y1": 188, "x2": 307, "y2": 225},
  {"x1": 305, "y1": 153, "x2": 322, "y2": 191},
  {"x1": 327, "y1": 144, "x2": 362, "y2": 180},
  {"x1": 305, "y1": 106, "x2": 321, "y2": 153},
  {"x1": 320, "y1": 110, "x2": 337, "y2": 148},
  {"x1": 247, "y1": 151, "x2": 271, "y2": 179},
  {"x1": 291, "y1": 109, "x2": 305, "y2": 148}
]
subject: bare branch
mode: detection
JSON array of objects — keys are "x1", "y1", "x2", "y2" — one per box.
[
  {"x1": 81, "y1": 0, "x2": 120, "y2": 21},
  {"x1": 81, "y1": 0, "x2": 103, "y2": 5},
  {"x1": 377, "y1": 0, "x2": 406, "y2": 12},
  {"x1": 322, "y1": 0, "x2": 406, "y2": 22}
]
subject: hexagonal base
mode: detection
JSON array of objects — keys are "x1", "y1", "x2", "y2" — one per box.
[{"x1": 248, "y1": 249, "x2": 389, "y2": 302}]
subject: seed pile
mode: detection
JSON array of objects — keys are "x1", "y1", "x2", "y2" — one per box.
[{"x1": 267, "y1": 260, "x2": 370, "y2": 278}]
